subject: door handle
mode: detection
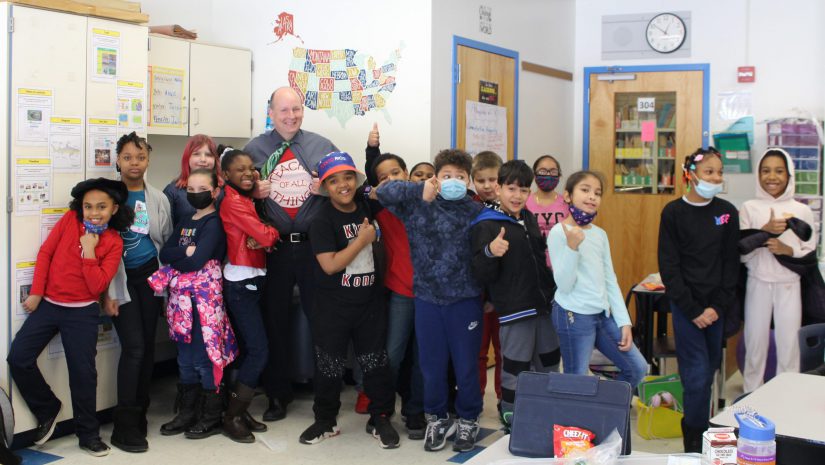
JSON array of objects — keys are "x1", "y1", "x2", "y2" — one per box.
[{"x1": 194, "y1": 108, "x2": 199, "y2": 126}]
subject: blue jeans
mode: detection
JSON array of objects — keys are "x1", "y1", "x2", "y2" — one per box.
[
  {"x1": 386, "y1": 291, "x2": 424, "y2": 416},
  {"x1": 415, "y1": 297, "x2": 483, "y2": 420},
  {"x1": 224, "y1": 277, "x2": 269, "y2": 388},
  {"x1": 671, "y1": 302, "x2": 724, "y2": 429},
  {"x1": 177, "y1": 304, "x2": 215, "y2": 389},
  {"x1": 551, "y1": 302, "x2": 647, "y2": 388}
]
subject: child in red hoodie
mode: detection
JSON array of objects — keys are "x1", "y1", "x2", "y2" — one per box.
[
  {"x1": 7, "y1": 178, "x2": 133, "y2": 457},
  {"x1": 219, "y1": 149, "x2": 279, "y2": 444}
]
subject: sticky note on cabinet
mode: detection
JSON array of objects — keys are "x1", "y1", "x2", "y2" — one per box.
[{"x1": 641, "y1": 120, "x2": 656, "y2": 142}]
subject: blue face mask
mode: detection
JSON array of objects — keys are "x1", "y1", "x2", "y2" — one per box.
[
  {"x1": 693, "y1": 178, "x2": 723, "y2": 199},
  {"x1": 83, "y1": 220, "x2": 108, "y2": 234},
  {"x1": 568, "y1": 204, "x2": 597, "y2": 226},
  {"x1": 440, "y1": 178, "x2": 467, "y2": 201}
]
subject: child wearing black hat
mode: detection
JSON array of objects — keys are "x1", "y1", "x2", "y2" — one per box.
[{"x1": 7, "y1": 177, "x2": 134, "y2": 457}]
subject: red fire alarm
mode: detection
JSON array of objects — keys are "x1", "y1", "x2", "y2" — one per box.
[{"x1": 738, "y1": 66, "x2": 755, "y2": 83}]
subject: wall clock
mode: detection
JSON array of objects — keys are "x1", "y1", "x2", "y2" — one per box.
[{"x1": 646, "y1": 13, "x2": 686, "y2": 54}]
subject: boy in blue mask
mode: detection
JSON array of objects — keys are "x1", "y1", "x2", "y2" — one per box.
[{"x1": 376, "y1": 149, "x2": 484, "y2": 453}]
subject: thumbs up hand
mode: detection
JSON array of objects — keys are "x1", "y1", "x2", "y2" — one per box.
[
  {"x1": 357, "y1": 217, "x2": 377, "y2": 243},
  {"x1": 252, "y1": 169, "x2": 272, "y2": 199},
  {"x1": 762, "y1": 208, "x2": 787, "y2": 235},
  {"x1": 422, "y1": 176, "x2": 439, "y2": 202},
  {"x1": 489, "y1": 227, "x2": 509, "y2": 257},
  {"x1": 368, "y1": 122, "x2": 380, "y2": 147},
  {"x1": 563, "y1": 222, "x2": 585, "y2": 251}
]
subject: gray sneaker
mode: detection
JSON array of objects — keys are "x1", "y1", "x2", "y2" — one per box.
[
  {"x1": 423, "y1": 414, "x2": 455, "y2": 451},
  {"x1": 452, "y1": 418, "x2": 480, "y2": 452}
]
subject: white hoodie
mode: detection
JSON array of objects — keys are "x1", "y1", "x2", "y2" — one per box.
[{"x1": 740, "y1": 148, "x2": 817, "y2": 283}]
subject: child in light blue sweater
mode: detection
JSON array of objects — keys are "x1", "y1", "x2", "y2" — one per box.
[{"x1": 547, "y1": 171, "x2": 646, "y2": 388}]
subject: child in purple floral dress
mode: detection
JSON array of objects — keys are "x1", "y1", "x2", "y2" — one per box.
[{"x1": 149, "y1": 169, "x2": 237, "y2": 440}]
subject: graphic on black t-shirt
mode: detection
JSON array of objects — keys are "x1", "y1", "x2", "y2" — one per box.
[
  {"x1": 340, "y1": 221, "x2": 375, "y2": 288},
  {"x1": 310, "y1": 202, "x2": 377, "y2": 303},
  {"x1": 178, "y1": 227, "x2": 197, "y2": 247}
]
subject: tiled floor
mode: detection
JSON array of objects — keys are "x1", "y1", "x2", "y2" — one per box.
[{"x1": 13, "y1": 369, "x2": 745, "y2": 465}]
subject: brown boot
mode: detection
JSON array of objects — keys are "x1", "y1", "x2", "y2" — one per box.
[{"x1": 223, "y1": 384, "x2": 255, "y2": 443}]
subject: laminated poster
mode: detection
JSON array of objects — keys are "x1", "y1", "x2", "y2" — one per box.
[
  {"x1": 15, "y1": 159, "x2": 52, "y2": 216},
  {"x1": 17, "y1": 88, "x2": 53, "y2": 146},
  {"x1": 15, "y1": 261, "x2": 36, "y2": 320},
  {"x1": 90, "y1": 28, "x2": 120, "y2": 82},
  {"x1": 465, "y1": 100, "x2": 507, "y2": 157},
  {"x1": 87, "y1": 117, "x2": 118, "y2": 171},
  {"x1": 117, "y1": 80, "x2": 146, "y2": 137},
  {"x1": 41, "y1": 207, "x2": 68, "y2": 245},
  {"x1": 149, "y1": 66, "x2": 185, "y2": 128},
  {"x1": 49, "y1": 117, "x2": 83, "y2": 173}
]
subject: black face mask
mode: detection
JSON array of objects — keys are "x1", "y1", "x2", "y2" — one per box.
[{"x1": 186, "y1": 191, "x2": 214, "y2": 210}]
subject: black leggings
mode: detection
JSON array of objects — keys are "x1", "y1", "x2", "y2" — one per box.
[{"x1": 112, "y1": 258, "x2": 162, "y2": 408}]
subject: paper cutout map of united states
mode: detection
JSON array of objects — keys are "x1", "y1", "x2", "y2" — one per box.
[{"x1": 288, "y1": 45, "x2": 401, "y2": 126}]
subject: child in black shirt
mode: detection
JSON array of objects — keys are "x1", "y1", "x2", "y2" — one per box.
[
  {"x1": 301, "y1": 152, "x2": 398, "y2": 449},
  {"x1": 658, "y1": 148, "x2": 739, "y2": 452}
]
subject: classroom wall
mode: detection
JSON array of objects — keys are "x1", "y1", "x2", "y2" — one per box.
[
  {"x1": 572, "y1": 0, "x2": 825, "y2": 207},
  {"x1": 430, "y1": 0, "x2": 576, "y2": 171},
  {"x1": 141, "y1": 0, "x2": 432, "y2": 174}
]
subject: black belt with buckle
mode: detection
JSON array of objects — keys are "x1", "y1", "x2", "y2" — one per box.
[{"x1": 286, "y1": 232, "x2": 309, "y2": 243}]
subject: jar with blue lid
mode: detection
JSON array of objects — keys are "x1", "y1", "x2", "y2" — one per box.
[{"x1": 735, "y1": 411, "x2": 776, "y2": 465}]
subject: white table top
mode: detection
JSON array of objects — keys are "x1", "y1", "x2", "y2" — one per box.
[
  {"x1": 465, "y1": 435, "x2": 703, "y2": 465},
  {"x1": 710, "y1": 372, "x2": 825, "y2": 444}
]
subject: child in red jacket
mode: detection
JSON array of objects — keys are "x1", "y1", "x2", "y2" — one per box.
[
  {"x1": 7, "y1": 178, "x2": 133, "y2": 457},
  {"x1": 219, "y1": 149, "x2": 279, "y2": 444}
]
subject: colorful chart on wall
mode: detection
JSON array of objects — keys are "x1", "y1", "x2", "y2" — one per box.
[{"x1": 287, "y1": 44, "x2": 403, "y2": 127}]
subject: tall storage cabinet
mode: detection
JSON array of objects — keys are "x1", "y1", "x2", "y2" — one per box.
[{"x1": 2, "y1": 3, "x2": 147, "y2": 435}]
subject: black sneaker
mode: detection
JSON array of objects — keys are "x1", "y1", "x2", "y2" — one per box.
[
  {"x1": 405, "y1": 413, "x2": 426, "y2": 440},
  {"x1": 452, "y1": 418, "x2": 480, "y2": 452},
  {"x1": 262, "y1": 397, "x2": 287, "y2": 422},
  {"x1": 423, "y1": 414, "x2": 455, "y2": 452},
  {"x1": 299, "y1": 420, "x2": 340, "y2": 445},
  {"x1": 367, "y1": 415, "x2": 399, "y2": 449},
  {"x1": 79, "y1": 438, "x2": 111, "y2": 457},
  {"x1": 33, "y1": 402, "x2": 62, "y2": 446}
]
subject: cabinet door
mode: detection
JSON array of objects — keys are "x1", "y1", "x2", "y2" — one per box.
[
  {"x1": 8, "y1": 5, "x2": 88, "y2": 432},
  {"x1": 86, "y1": 16, "x2": 148, "y2": 178},
  {"x1": 189, "y1": 43, "x2": 251, "y2": 138},
  {"x1": 148, "y1": 35, "x2": 190, "y2": 136}
]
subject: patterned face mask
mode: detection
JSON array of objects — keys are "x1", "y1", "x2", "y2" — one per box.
[
  {"x1": 568, "y1": 204, "x2": 597, "y2": 226},
  {"x1": 535, "y1": 175, "x2": 560, "y2": 192},
  {"x1": 83, "y1": 220, "x2": 108, "y2": 234}
]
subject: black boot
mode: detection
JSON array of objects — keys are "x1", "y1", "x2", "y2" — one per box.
[
  {"x1": 681, "y1": 418, "x2": 704, "y2": 453},
  {"x1": 242, "y1": 411, "x2": 268, "y2": 433},
  {"x1": 223, "y1": 384, "x2": 255, "y2": 443},
  {"x1": 160, "y1": 384, "x2": 200, "y2": 436},
  {"x1": 111, "y1": 406, "x2": 148, "y2": 453},
  {"x1": 185, "y1": 390, "x2": 224, "y2": 439}
]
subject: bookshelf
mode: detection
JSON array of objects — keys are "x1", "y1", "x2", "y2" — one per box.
[{"x1": 613, "y1": 92, "x2": 677, "y2": 194}]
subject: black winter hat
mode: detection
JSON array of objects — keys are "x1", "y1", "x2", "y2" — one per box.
[{"x1": 70, "y1": 177, "x2": 128, "y2": 205}]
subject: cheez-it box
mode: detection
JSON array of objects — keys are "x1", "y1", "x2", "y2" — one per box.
[{"x1": 703, "y1": 427, "x2": 737, "y2": 465}]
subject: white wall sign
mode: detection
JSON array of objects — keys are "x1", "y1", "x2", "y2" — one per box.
[
  {"x1": 465, "y1": 100, "x2": 507, "y2": 157},
  {"x1": 637, "y1": 97, "x2": 656, "y2": 112}
]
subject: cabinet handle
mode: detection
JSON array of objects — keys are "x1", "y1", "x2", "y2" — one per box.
[
  {"x1": 194, "y1": 108, "x2": 199, "y2": 126},
  {"x1": 182, "y1": 104, "x2": 189, "y2": 125}
]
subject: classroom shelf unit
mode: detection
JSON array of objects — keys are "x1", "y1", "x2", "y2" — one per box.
[
  {"x1": 767, "y1": 118, "x2": 824, "y2": 251},
  {"x1": 613, "y1": 92, "x2": 677, "y2": 194}
]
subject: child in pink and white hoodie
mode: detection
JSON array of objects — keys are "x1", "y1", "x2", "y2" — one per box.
[{"x1": 739, "y1": 148, "x2": 817, "y2": 393}]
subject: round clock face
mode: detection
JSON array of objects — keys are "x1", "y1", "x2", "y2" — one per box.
[{"x1": 646, "y1": 13, "x2": 686, "y2": 53}]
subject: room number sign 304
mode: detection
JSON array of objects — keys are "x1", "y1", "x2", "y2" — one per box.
[{"x1": 637, "y1": 97, "x2": 656, "y2": 112}]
